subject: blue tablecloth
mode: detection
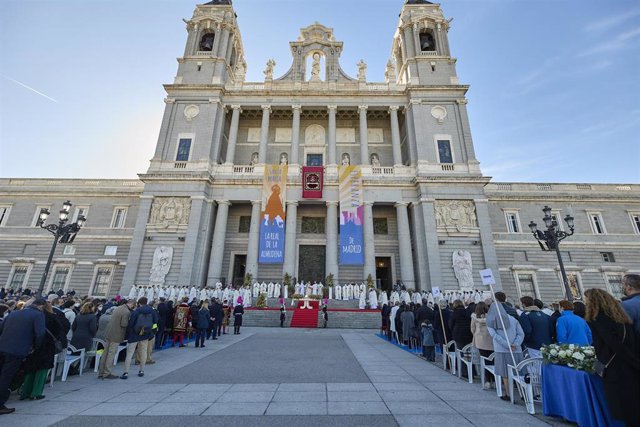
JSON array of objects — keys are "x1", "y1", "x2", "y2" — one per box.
[{"x1": 542, "y1": 364, "x2": 624, "y2": 427}]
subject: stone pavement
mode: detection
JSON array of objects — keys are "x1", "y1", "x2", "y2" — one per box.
[{"x1": 3, "y1": 328, "x2": 568, "y2": 426}]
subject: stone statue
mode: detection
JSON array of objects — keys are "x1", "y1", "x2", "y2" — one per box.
[
  {"x1": 434, "y1": 200, "x2": 478, "y2": 231},
  {"x1": 341, "y1": 153, "x2": 350, "y2": 166},
  {"x1": 385, "y1": 60, "x2": 396, "y2": 83},
  {"x1": 310, "y1": 52, "x2": 321, "y2": 81},
  {"x1": 235, "y1": 60, "x2": 247, "y2": 82},
  {"x1": 370, "y1": 153, "x2": 380, "y2": 167},
  {"x1": 148, "y1": 197, "x2": 191, "y2": 228},
  {"x1": 452, "y1": 250, "x2": 474, "y2": 291},
  {"x1": 264, "y1": 59, "x2": 276, "y2": 80},
  {"x1": 150, "y1": 246, "x2": 173, "y2": 287},
  {"x1": 250, "y1": 152, "x2": 259, "y2": 165},
  {"x1": 280, "y1": 152, "x2": 288, "y2": 165},
  {"x1": 357, "y1": 59, "x2": 367, "y2": 81}
]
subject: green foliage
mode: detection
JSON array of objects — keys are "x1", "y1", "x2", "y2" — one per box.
[
  {"x1": 366, "y1": 274, "x2": 374, "y2": 287},
  {"x1": 326, "y1": 273, "x2": 334, "y2": 287},
  {"x1": 243, "y1": 273, "x2": 253, "y2": 287},
  {"x1": 255, "y1": 292, "x2": 267, "y2": 308}
]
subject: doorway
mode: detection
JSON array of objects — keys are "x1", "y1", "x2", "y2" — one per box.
[
  {"x1": 376, "y1": 257, "x2": 392, "y2": 292},
  {"x1": 298, "y1": 245, "x2": 326, "y2": 282},
  {"x1": 232, "y1": 254, "x2": 247, "y2": 287}
]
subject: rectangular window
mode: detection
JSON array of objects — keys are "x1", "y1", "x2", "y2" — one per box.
[
  {"x1": 176, "y1": 138, "x2": 192, "y2": 161},
  {"x1": 437, "y1": 140, "x2": 453, "y2": 164},
  {"x1": 588, "y1": 212, "x2": 606, "y2": 234},
  {"x1": 9, "y1": 266, "x2": 29, "y2": 290},
  {"x1": 630, "y1": 213, "x2": 640, "y2": 234},
  {"x1": 600, "y1": 252, "x2": 615, "y2": 263},
  {"x1": 0, "y1": 205, "x2": 10, "y2": 226},
  {"x1": 92, "y1": 267, "x2": 112, "y2": 297},
  {"x1": 111, "y1": 208, "x2": 127, "y2": 228},
  {"x1": 104, "y1": 246, "x2": 118, "y2": 256},
  {"x1": 517, "y1": 273, "x2": 536, "y2": 298},
  {"x1": 32, "y1": 205, "x2": 50, "y2": 227},
  {"x1": 550, "y1": 213, "x2": 563, "y2": 231},
  {"x1": 72, "y1": 206, "x2": 89, "y2": 223},
  {"x1": 51, "y1": 267, "x2": 70, "y2": 291},
  {"x1": 373, "y1": 218, "x2": 388, "y2": 235},
  {"x1": 306, "y1": 154, "x2": 323, "y2": 166},
  {"x1": 301, "y1": 217, "x2": 325, "y2": 234},
  {"x1": 606, "y1": 274, "x2": 624, "y2": 300},
  {"x1": 63, "y1": 245, "x2": 76, "y2": 256},
  {"x1": 504, "y1": 211, "x2": 520, "y2": 233},
  {"x1": 238, "y1": 216, "x2": 251, "y2": 233}
]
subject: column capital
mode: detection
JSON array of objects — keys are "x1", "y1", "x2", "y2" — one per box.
[
  {"x1": 208, "y1": 97, "x2": 221, "y2": 104},
  {"x1": 409, "y1": 99, "x2": 422, "y2": 106},
  {"x1": 215, "y1": 200, "x2": 232, "y2": 206},
  {"x1": 358, "y1": 105, "x2": 368, "y2": 112},
  {"x1": 291, "y1": 104, "x2": 302, "y2": 111},
  {"x1": 261, "y1": 104, "x2": 272, "y2": 112},
  {"x1": 394, "y1": 202, "x2": 409, "y2": 208},
  {"x1": 164, "y1": 98, "x2": 176, "y2": 104},
  {"x1": 388, "y1": 105, "x2": 400, "y2": 113},
  {"x1": 327, "y1": 105, "x2": 338, "y2": 111},
  {"x1": 326, "y1": 201, "x2": 339, "y2": 207},
  {"x1": 363, "y1": 201, "x2": 374, "y2": 206},
  {"x1": 286, "y1": 200, "x2": 299, "y2": 207},
  {"x1": 251, "y1": 200, "x2": 262, "y2": 206},
  {"x1": 456, "y1": 99, "x2": 469, "y2": 105},
  {"x1": 230, "y1": 104, "x2": 242, "y2": 112}
]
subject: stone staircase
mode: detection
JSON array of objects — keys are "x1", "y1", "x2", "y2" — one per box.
[{"x1": 290, "y1": 300, "x2": 319, "y2": 328}]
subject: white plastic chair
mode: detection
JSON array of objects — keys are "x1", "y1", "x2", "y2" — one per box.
[
  {"x1": 456, "y1": 343, "x2": 474, "y2": 383},
  {"x1": 507, "y1": 357, "x2": 543, "y2": 414},
  {"x1": 442, "y1": 341, "x2": 457, "y2": 375},
  {"x1": 58, "y1": 345, "x2": 85, "y2": 381},
  {"x1": 480, "y1": 352, "x2": 502, "y2": 397},
  {"x1": 85, "y1": 338, "x2": 105, "y2": 373},
  {"x1": 113, "y1": 342, "x2": 127, "y2": 366},
  {"x1": 49, "y1": 353, "x2": 60, "y2": 387}
]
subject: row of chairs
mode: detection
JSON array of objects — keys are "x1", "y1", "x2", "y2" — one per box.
[
  {"x1": 49, "y1": 339, "x2": 127, "y2": 385},
  {"x1": 440, "y1": 340, "x2": 543, "y2": 415}
]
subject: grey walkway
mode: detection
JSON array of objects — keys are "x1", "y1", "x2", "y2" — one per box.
[{"x1": 3, "y1": 328, "x2": 566, "y2": 426}]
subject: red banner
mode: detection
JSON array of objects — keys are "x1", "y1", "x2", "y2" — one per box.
[{"x1": 302, "y1": 166, "x2": 323, "y2": 198}]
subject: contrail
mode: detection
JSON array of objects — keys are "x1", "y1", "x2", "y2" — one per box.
[{"x1": 1, "y1": 74, "x2": 58, "y2": 103}]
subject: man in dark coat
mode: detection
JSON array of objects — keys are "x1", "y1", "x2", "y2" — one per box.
[
  {"x1": 155, "y1": 297, "x2": 168, "y2": 348},
  {"x1": 210, "y1": 299, "x2": 223, "y2": 339},
  {"x1": 416, "y1": 300, "x2": 434, "y2": 326},
  {"x1": 0, "y1": 298, "x2": 46, "y2": 414}
]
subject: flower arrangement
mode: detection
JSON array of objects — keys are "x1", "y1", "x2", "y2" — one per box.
[
  {"x1": 291, "y1": 293, "x2": 303, "y2": 299},
  {"x1": 540, "y1": 343, "x2": 596, "y2": 373},
  {"x1": 326, "y1": 273, "x2": 334, "y2": 287}
]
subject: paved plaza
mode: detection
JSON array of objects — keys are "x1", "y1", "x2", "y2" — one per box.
[{"x1": 4, "y1": 328, "x2": 565, "y2": 426}]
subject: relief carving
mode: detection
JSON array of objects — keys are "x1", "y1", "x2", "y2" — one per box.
[
  {"x1": 435, "y1": 200, "x2": 477, "y2": 231},
  {"x1": 148, "y1": 197, "x2": 191, "y2": 229}
]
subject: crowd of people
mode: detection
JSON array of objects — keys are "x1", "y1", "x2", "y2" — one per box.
[
  {"x1": 379, "y1": 274, "x2": 640, "y2": 426},
  {"x1": 0, "y1": 288, "x2": 247, "y2": 415}
]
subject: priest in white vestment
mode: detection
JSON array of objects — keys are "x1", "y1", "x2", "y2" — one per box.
[
  {"x1": 358, "y1": 291, "x2": 366, "y2": 309},
  {"x1": 252, "y1": 282, "x2": 260, "y2": 298},
  {"x1": 368, "y1": 288, "x2": 378, "y2": 309},
  {"x1": 335, "y1": 284, "x2": 342, "y2": 300},
  {"x1": 128, "y1": 285, "x2": 138, "y2": 300}
]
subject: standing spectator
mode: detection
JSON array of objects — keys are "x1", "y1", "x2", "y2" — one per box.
[
  {"x1": 98, "y1": 299, "x2": 134, "y2": 379},
  {"x1": 621, "y1": 274, "x2": 640, "y2": 333},
  {"x1": 280, "y1": 304, "x2": 286, "y2": 328},
  {"x1": 322, "y1": 305, "x2": 328, "y2": 328},
  {"x1": 420, "y1": 320, "x2": 436, "y2": 361},
  {"x1": 121, "y1": 297, "x2": 157, "y2": 379},
  {"x1": 416, "y1": 299, "x2": 434, "y2": 326},
  {"x1": 194, "y1": 300, "x2": 211, "y2": 348},
  {"x1": 71, "y1": 302, "x2": 98, "y2": 351},
  {"x1": 518, "y1": 296, "x2": 554, "y2": 358},
  {"x1": 494, "y1": 292, "x2": 519, "y2": 320},
  {"x1": 433, "y1": 302, "x2": 452, "y2": 348},
  {"x1": 20, "y1": 301, "x2": 65, "y2": 400},
  {"x1": 389, "y1": 302, "x2": 400, "y2": 340},
  {"x1": 172, "y1": 297, "x2": 192, "y2": 347},
  {"x1": 401, "y1": 304, "x2": 415, "y2": 345},
  {"x1": 573, "y1": 301, "x2": 586, "y2": 318},
  {"x1": 221, "y1": 300, "x2": 230, "y2": 335},
  {"x1": 96, "y1": 305, "x2": 115, "y2": 341},
  {"x1": 449, "y1": 299, "x2": 473, "y2": 349},
  {"x1": 486, "y1": 300, "x2": 525, "y2": 401},
  {"x1": 0, "y1": 298, "x2": 46, "y2": 415},
  {"x1": 471, "y1": 302, "x2": 494, "y2": 387},
  {"x1": 556, "y1": 300, "x2": 592, "y2": 345},
  {"x1": 585, "y1": 288, "x2": 640, "y2": 427},
  {"x1": 211, "y1": 299, "x2": 223, "y2": 339},
  {"x1": 233, "y1": 299, "x2": 244, "y2": 335},
  {"x1": 155, "y1": 297, "x2": 168, "y2": 349}
]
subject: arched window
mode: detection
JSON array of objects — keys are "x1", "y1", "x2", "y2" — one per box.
[
  {"x1": 199, "y1": 33, "x2": 215, "y2": 51},
  {"x1": 419, "y1": 31, "x2": 436, "y2": 52}
]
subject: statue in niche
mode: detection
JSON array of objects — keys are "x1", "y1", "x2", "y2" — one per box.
[
  {"x1": 235, "y1": 60, "x2": 247, "y2": 82},
  {"x1": 452, "y1": 250, "x2": 474, "y2": 291},
  {"x1": 250, "y1": 152, "x2": 259, "y2": 165},
  {"x1": 341, "y1": 153, "x2": 351, "y2": 166},
  {"x1": 385, "y1": 60, "x2": 396, "y2": 83},
  {"x1": 370, "y1": 153, "x2": 381, "y2": 167},
  {"x1": 310, "y1": 52, "x2": 321, "y2": 81},
  {"x1": 150, "y1": 246, "x2": 173, "y2": 287},
  {"x1": 280, "y1": 153, "x2": 288, "y2": 165},
  {"x1": 357, "y1": 59, "x2": 367, "y2": 81},
  {"x1": 264, "y1": 59, "x2": 276, "y2": 80}
]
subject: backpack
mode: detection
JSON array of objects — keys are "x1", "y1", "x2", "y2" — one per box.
[{"x1": 134, "y1": 311, "x2": 153, "y2": 336}]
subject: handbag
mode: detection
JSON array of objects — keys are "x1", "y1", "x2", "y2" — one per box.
[
  {"x1": 594, "y1": 326, "x2": 625, "y2": 378},
  {"x1": 47, "y1": 328, "x2": 65, "y2": 354}
]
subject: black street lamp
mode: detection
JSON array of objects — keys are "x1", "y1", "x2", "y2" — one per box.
[
  {"x1": 528, "y1": 205, "x2": 575, "y2": 301},
  {"x1": 36, "y1": 200, "x2": 86, "y2": 296}
]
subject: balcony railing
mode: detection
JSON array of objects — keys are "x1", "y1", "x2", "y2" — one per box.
[
  {"x1": 233, "y1": 165, "x2": 255, "y2": 174},
  {"x1": 419, "y1": 51, "x2": 439, "y2": 56}
]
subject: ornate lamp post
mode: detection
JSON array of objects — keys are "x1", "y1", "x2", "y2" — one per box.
[
  {"x1": 36, "y1": 200, "x2": 86, "y2": 296},
  {"x1": 528, "y1": 205, "x2": 575, "y2": 301}
]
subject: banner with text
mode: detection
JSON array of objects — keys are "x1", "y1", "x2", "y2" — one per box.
[
  {"x1": 339, "y1": 165, "x2": 364, "y2": 265},
  {"x1": 259, "y1": 165, "x2": 287, "y2": 263},
  {"x1": 302, "y1": 166, "x2": 324, "y2": 198}
]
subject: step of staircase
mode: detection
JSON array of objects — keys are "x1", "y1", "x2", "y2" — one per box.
[{"x1": 290, "y1": 300, "x2": 319, "y2": 328}]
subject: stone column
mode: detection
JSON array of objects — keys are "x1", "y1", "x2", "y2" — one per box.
[
  {"x1": 456, "y1": 99, "x2": 480, "y2": 165},
  {"x1": 327, "y1": 105, "x2": 337, "y2": 165},
  {"x1": 178, "y1": 196, "x2": 206, "y2": 285},
  {"x1": 358, "y1": 105, "x2": 369, "y2": 165},
  {"x1": 419, "y1": 198, "x2": 442, "y2": 287},
  {"x1": 291, "y1": 105, "x2": 301, "y2": 165},
  {"x1": 410, "y1": 202, "x2": 429, "y2": 291},
  {"x1": 325, "y1": 201, "x2": 339, "y2": 283},
  {"x1": 206, "y1": 200, "x2": 230, "y2": 286},
  {"x1": 224, "y1": 105, "x2": 241, "y2": 164},
  {"x1": 474, "y1": 199, "x2": 503, "y2": 290},
  {"x1": 120, "y1": 195, "x2": 153, "y2": 296},
  {"x1": 211, "y1": 23, "x2": 221, "y2": 56},
  {"x1": 258, "y1": 105, "x2": 271, "y2": 163},
  {"x1": 395, "y1": 202, "x2": 416, "y2": 290},
  {"x1": 389, "y1": 106, "x2": 403, "y2": 166},
  {"x1": 363, "y1": 201, "x2": 376, "y2": 282},
  {"x1": 245, "y1": 200, "x2": 262, "y2": 279},
  {"x1": 405, "y1": 105, "x2": 418, "y2": 165},
  {"x1": 283, "y1": 201, "x2": 298, "y2": 277}
]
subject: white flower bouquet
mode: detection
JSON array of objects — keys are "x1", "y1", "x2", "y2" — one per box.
[{"x1": 540, "y1": 343, "x2": 596, "y2": 373}]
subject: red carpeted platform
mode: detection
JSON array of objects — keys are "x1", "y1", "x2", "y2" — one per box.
[{"x1": 290, "y1": 300, "x2": 320, "y2": 328}]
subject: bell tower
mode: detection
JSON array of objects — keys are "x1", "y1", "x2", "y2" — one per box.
[
  {"x1": 392, "y1": 0, "x2": 458, "y2": 86},
  {"x1": 176, "y1": 0, "x2": 246, "y2": 86}
]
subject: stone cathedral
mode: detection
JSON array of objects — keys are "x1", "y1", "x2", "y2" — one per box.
[{"x1": 1, "y1": 0, "x2": 638, "y2": 303}]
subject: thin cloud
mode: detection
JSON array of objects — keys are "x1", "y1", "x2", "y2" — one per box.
[
  {"x1": 584, "y1": 9, "x2": 640, "y2": 32},
  {"x1": 577, "y1": 27, "x2": 640, "y2": 57},
  {"x1": 0, "y1": 74, "x2": 58, "y2": 103}
]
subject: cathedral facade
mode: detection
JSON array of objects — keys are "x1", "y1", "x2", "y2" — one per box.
[{"x1": 1, "y1": 0, "x2": 638, "y2": 302}]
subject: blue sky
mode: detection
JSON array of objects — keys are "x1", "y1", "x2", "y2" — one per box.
[{"x1": 1, "y1": 0, "x2": 639, "y2": 183}]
